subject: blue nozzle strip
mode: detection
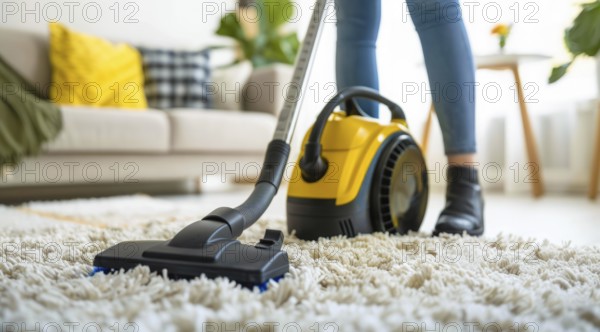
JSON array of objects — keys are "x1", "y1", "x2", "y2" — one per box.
[
  {"x1": 89, "y1": 266, "x2": 111, "y2": 277},
  {"x1": 256, "y1": 275, "x2": 284, "y2": 293}
]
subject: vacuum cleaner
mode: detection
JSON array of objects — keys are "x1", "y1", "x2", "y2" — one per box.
[
  {"x1": 93, "y1": 0, "x2": 428, "y2": 288},
  {"x1": 286, "y1": 88, "x2": 428, "y2": 240}
]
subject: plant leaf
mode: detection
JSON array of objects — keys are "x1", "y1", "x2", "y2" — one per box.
[
  {"x1": 548, "y1": 62, "x2": 573, "y2": 84},
  {"x1": 214, "y1": 0, "x2": 300, "y2": 68},
  {"x1": 216, "y1": 13, "x2": 245, "y2": 40},
  {"x1": 257, "y1": 0, "x2": 293, "y2": 30},
  {"x1": 261, "y1": 32, "x2": 299, "y2": 65},
  {"x1": 565, "y1": 1, "x2": 600, "y2": 57},
  {"x1": 204, "y1": 45, "x2": 236, "y2": 51}
]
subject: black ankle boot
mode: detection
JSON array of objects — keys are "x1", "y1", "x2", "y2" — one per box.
[{"x1": 433, "y1": 166, "x2": 484, "y2": 236}]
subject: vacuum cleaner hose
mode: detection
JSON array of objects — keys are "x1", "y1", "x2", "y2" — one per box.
[
  {"x1": 235, "y1": 139, "x2": 291, "y2": 229},
  {"x1": 235, "y1": 182, "x2": 277, "y2": 228},
  {"x1": 166, "y1": 140, "x2": 290, "y2": 248}
]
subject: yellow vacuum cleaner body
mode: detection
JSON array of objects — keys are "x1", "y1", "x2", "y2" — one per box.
[{"x1": 287, "y1": 87, "x2": 428, "y2": 240}]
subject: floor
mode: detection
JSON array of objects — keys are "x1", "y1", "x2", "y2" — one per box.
[{"x1": 161, "y1": 184, "x2": 600, "y2": 246}]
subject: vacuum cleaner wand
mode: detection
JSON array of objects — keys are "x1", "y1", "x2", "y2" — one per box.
[{"x1": 93, "y1": 0, "x2": 330, "y2": 286}]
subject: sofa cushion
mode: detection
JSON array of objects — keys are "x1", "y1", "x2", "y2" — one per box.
[
  {"x1": 210, "y1": 61, "x2": 253, "y2": 111},
  {"x1": 169, "y1": 109, "x2": 276, "y2": 153},
  {"x1": 44, "y1": 106, "x2": 170, "y2": 153},
  {"x1": 49, "y1": 23, "x2": 148, "y2": 109},
  {"x1": 243, "y1": 64, "x2": 293, "y2": 116},
  {"x1": 0, "y1": 28, "x2": 50, "y2": 96},
  {"x1": 138, "y1": 48, "x2": 211, "y2": 110}
]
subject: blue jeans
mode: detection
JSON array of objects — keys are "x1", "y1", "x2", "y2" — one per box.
[{"x1": 335, "y1": 0, "x2": 476, "y2": 155}]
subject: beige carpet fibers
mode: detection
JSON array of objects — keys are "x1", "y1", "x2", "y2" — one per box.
[{"x1": 1, "y1": 196, "x2": 600, "y2": 331}]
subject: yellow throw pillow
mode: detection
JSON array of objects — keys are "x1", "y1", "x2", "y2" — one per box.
[{"x1": 48, "y1": 23, "x2": 147, "y2": 110}]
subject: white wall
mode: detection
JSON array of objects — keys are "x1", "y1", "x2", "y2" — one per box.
[{"x1": 1, "y1": 0, "x2": 229, "y2": 48}]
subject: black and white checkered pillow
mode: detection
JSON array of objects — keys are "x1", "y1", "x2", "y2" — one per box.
[{"x1": 138, "y1": 48, "x2": 211, "y2": 109}]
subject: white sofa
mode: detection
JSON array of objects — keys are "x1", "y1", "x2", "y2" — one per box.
[{"x1": 0, "y1": 28, "x2": 292, "y2": 192}]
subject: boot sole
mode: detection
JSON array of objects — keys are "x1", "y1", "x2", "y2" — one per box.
[{"x1": 432, "y1": 224, "x2": 484, "y2": 237}]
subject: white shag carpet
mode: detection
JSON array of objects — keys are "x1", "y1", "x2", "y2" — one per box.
[{"x1": 1, "y1": 195, "x2": 600, "y2": 332}]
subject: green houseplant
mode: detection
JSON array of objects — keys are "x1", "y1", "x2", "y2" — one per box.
[
  {"x1": 549, "y1": 0, "x2": 600, "y2": 83},
  {"x1": 215, "y1": 0, "x2": 300, "y2": 68}
]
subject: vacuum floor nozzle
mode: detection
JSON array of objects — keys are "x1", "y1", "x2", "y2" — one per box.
[{"x1": 93, "y1": 229, "x2": 289, "y2": 287}]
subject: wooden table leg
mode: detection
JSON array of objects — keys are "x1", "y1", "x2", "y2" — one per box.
[
  {"x1": 421, "y1": 103, "x2": 435, "y2": 154},
  {"x1": 511, "y1": 65, "x2": 544, "y2": 197},
  {"x1": 589, "y1": 102, "x2": 600, "y2": 199},
  {"x1": 194, "y1": 176, "x2": 202, "y2": 194}
]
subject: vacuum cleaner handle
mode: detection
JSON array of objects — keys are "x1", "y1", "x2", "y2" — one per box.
[
  {"x1": 338, "y1": 87, "x2": 407, "y2": 121},
  {"x1": 299, "y1": 87, "x2": 407, "y2": 182},
  {"x1": 309, "y1": 87, "x2": 406, "y2": 156}
]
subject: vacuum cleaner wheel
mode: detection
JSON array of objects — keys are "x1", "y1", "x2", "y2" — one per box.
[{"x1": 370, "y1": 133, "x2": 429, "y2": 234}]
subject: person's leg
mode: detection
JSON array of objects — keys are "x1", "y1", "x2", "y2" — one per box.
[
  {"x1": 407, "y1": 0, "x2": 476, "y2": 156},
  {"x1": 335, "y1": 0, "x2": 381, "y2": 117},
  {"x1": 406, "y1": 0, "x2": 484, "y2": 235}
]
